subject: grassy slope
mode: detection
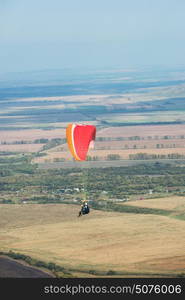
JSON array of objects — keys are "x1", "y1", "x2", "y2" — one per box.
[{"x1": 0, "y1": 201, "x2": 185, "y2": 277}]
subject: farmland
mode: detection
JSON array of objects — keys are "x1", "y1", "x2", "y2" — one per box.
[
  {"x1": 0, "y1": 67, "x2": 185, "y2": 277},
  {"x1": 0, "y1": 128, "x2": 66, "y2": 143},
  {"x1": 1, "y1": 67, "x2": 185, "y2": 160},
  {"x1": 0, "y1": 144, "x2": 44, "y2": 153},
  {"x1": 33, "y1": 123, "x2": 185, "y2": 163},
  {"x1": 1, "y1": 122, "x2": 185, "y2": 159},
  {"x1": 126, "y1": 196, "x2": 185, "y2": 211}
]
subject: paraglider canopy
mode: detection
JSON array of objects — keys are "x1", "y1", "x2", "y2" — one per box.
[{"x1": 66, "y1": 124, "x2": 96, "y2": 161}]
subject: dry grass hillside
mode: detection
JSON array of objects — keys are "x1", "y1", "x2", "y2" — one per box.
[{"x1": 0, "y1": 201, "x2": 185, "y2": 277}]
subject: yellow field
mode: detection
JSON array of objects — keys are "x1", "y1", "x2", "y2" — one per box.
[
  {"x1": 0, "y1": 128, "x2": 66, "y2": 143},
  {"x1": 95, "y1": 139, "x2": 185, "y2": 149},
  {"x1": 1, "y1": 123, "x2": 185, "y2": 157},
  {"x1": 30, "y1": 123, "x2": 185, "y2": 162},
  {"x1": 98, "y1": 124, "x2": 185, "y2": 138},
  {"x1": 33, "y1": 147, "x2": 185, "y2": 163},
  {"x1": 127, "y1": 196, "x2": 185, "y2": 211},
  {"x1": 0, "y1": 144, "x2": 44, "y2": 153},
  {"x1": 0, "y1": 201, "x2": 185, "y2": 277}
]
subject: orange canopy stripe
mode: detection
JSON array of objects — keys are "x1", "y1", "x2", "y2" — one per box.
[{"x1": 66, "y1": 123, "x2": 81, "y2": 160}]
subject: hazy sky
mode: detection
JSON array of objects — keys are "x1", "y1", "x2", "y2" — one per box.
[{"x1": 0, "y1": 0, "x2": 185, "y2": 73}]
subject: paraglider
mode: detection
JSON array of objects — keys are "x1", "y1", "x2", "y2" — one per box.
[
  {"x1": 66, "y1": 123, "x2": 96, "y2": 216},
  {"x1": 78, "y1": 200, "x2": 90, "y2": 217}
]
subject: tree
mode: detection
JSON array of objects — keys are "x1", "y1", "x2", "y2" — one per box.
[{"x1": 107, "y1": 154, "x2": 121, "y2": 160}]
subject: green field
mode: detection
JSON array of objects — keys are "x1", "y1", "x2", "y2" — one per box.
[{"x1": 98, "y1": 111, "x2": 185, "y2": 124}]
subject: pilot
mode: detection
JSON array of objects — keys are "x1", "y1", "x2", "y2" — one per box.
[{"x1": 78, "y1": 201, "x2": 90, "y2": 217}]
